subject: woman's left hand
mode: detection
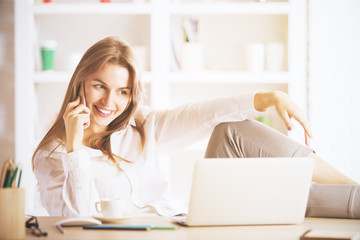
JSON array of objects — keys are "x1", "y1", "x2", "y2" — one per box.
[{"x1": 254, "y1": 91, "x2": 312, "y2": 145}]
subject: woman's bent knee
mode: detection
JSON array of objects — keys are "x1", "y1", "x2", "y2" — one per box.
[{"x1": 206, "y1": 119, "x2": 313, "y2": 158}]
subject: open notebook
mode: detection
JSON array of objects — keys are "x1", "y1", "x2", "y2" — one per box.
[{"x1": 174, "y1": 157, "x2": 314, "y2": 226}]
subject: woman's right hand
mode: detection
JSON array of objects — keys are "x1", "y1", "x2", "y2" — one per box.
[
  {"x1": 63, "y1": 97, "x2": 91, "y2": 153},
  {"x1": 254, "y1": 91, "x2": 312, "y2": 145}
]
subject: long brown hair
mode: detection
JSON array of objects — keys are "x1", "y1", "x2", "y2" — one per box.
[{"x1": 32, "y1": 36, "x2": 145, "y2": 168}]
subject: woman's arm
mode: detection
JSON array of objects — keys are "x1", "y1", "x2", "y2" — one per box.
[
  {"x1": 254, "y1": 91, "x2": 312, "y2": 145},
  {"x1": 34, "y1": 148, "x2": 100, "y2": 216},
  {"x1": 151, "y1": 92, "x2": 262, "y2": 155}
]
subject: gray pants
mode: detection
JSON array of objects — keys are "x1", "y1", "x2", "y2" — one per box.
[{"x1": 205, "y1": 120, "x2": 360, "y2": 219}]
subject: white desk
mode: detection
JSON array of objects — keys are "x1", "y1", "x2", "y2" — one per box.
[{"x1": 26, "y1": 216, "x2": 360, "y2": 240}]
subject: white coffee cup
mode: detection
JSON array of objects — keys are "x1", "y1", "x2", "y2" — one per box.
[
  {"x1": 266, "y1": 42, "x2": 285, "y2": 72},
  {"x1": 95, "y1": 199, "x2": 125, "y2": 218},
  {"x1": 246, "y1": 43, "x2": 265, "y2": 72}
]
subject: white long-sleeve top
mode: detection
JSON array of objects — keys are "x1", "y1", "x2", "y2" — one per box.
[{"x1": 34, "y1": 92, "x2": 261, "y2": 217}]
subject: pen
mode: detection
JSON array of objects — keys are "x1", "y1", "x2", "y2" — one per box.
[
  {"x1": 83, "y1": 225, "x2": 178, "y2": 231},
  {"x1": 56, "y1": 224, "x2": 64, "y2": 234},
  {"x1": 150, "y1": 226, "x2": 177, "y2": 230},
  {"x1": 83, "y1": 225, "x2": 151, "y2": 231}
]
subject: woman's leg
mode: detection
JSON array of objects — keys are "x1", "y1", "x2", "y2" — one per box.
[
  {"x1": 205, "y1": 120, "x2": 357, "y2": 184},
  {"x1": 310, "y1": 153, "x2": 358, "y2": 184},
  {"x1": 205, "y1": 120, "x2": 360, "y2": 219},
  {"x1": 306, "y1": 183, "x2": 360, "y2": 219},
  {"x1": 205, "y1": 119, "x2": 312, "y2": 159}
]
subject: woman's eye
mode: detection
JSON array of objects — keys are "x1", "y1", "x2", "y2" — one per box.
[
  {"x1": 95, "y1": 84, "x2": 105, "y2": 89},
  {"x1": 120, "y1": 90, "x2": 128, "y2": 95}
]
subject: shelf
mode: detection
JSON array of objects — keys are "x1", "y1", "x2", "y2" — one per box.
[
  {"x1": 169, "y1": 2, "x2": 290, "y2": 15},
  {"x1": 33, "y1": 71, "x2": 71, "y2": 84},
  {"x1": 32, "y1": 2, "x2": 152, "y2": 15},
  {"x1": 31, "y1": 2, "x2": 290, "y2": 15},
  {"x1": 33, "y1": 71, "x2": 154, "y2": 84},
  {"x1": 168, "y1": 71, "x2": 290, "y2": 84},
  {"x1": 33, "y1": 71, "x2": 289, "y2": 84}
]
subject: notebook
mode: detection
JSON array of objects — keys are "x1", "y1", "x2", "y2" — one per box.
[{"x1": 174, "y1": 157, "x2": 314, "y2": 226}]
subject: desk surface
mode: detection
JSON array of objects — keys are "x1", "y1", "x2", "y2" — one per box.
[{"x1": 26, "y1": 216, "x2": 360, "y2": 240}]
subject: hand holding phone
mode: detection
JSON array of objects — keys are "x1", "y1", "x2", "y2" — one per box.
[{"x1": 63, "y1": 93, "x2": 91, "y2": 153}]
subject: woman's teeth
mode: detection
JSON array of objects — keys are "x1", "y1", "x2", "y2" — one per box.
[{"x1": 96, "y1": 106, "x2": 111, "y2": 115}]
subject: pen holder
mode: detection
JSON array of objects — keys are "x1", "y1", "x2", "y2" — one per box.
[{"x1": 0, "y1": 188, "x2": 25, "y2": 240}]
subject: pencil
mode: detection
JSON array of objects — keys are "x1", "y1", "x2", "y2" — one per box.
[
  {"x1": 0, "y1": 159, "x2": 11, "y2": 187},
  {"x1": 17, "y1": 169, "x2": 22, "y2": 187},
  {"x1": 4, "y1": 167, "x2": 14, "y2": 188},
  {"x1": 10, "y1": 167, "x2": 18, "y2": 188}
]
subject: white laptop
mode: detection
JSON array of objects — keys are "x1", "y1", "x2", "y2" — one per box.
[{"x1": 175, "y1": 157, "x2": 314, "y2": 226}]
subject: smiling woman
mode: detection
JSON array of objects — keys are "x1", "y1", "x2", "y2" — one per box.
[
  {"x1": 31, "y1": 36, "x2": 359, "y2": 219},
  {"x1": 33, "y1": 37, "x2": 145, "y2": 167},
  {"x1": 84, "y1": 65, "x2": 131, "y2": 134}
]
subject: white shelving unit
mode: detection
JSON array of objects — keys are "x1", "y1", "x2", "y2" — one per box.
[
  {"x1": 15, "y1": 0, "x2": 307, "y2": 213},
  {"x1": 31, "y1": 2, "x2": 153, "y2": 14},
  {"x1": 169, "y1": 2, "x2": 291, "y2": 14}
]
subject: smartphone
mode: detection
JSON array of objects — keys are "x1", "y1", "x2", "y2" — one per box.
[
  {"x1": 78, "y1": 82, "x2": 86, "y2": 106},
  {"x1": 301, "y1": 230, "x2": 355, "y2": 240},
  {"x1": 78, "y1": 82, "x2": 89, "y2": 128}
]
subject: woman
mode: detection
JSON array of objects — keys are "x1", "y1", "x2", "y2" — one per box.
[{"x1": 33, "y1": 36, "x2": 359, "y2": 217}]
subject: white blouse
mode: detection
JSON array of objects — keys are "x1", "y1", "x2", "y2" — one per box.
[{"x1": 34, "y1": 92, "x2": 261, "y2": 217}]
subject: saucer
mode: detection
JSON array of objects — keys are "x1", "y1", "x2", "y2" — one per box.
[{"x1": 93, "y1": 216, "x2": 128, "y2": 223}]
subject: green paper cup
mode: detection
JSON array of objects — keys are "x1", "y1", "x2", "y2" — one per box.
[{"x1": 41, "y1": 40, "x2": 57, "y2": 71}]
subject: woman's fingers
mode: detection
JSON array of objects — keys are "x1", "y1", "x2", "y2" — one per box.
[
  {"x1": 295, "y1": 116, "x2": 313, "y2": 146},
  {"x1": 64, "y1": 98, "x2": 91, "y2": 121},
  {"x1": 273, "y1": 91, "x2": 313, "y2": 146},
  {"x1": 64, "y1": 97, "x2": 80, "y2": 116},
  {"x1": 305, "y1": 132, "x2": 311, "y2": 146},
  {"x1": 82, "y1": 113, "x2": 91, "y2": 129},
  {"x1": 79, "y1": 113, "x2": 90, "y2": 129},
  {"x1": 71, "y1": 103, "x2": 91, "y2": 116},
  {"x1": 294, "y1": 114, "x2": 312, "y2": 138},
  {"x1": 282, "y1": 106, "x2": 313, "y2": 146},
  {"x1": 66, "y1": 112, "x2": 90, "y2": 128},
  {"x1": 290, "y1": 106, "x2": 312, "y2": 136},
  {"x1": 281, "y1": 110, "x2": 293, "y2": 131},
  {"x1": 63, "y1": 96, "x2": 91, "y2": 152},
  {"x1": 64, "y1": 97, "x2": 91, "y2": 116}
]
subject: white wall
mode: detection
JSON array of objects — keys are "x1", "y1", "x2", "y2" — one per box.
[{"x1": 308, "y1": 0, "x2": 360, "y2": 182}]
